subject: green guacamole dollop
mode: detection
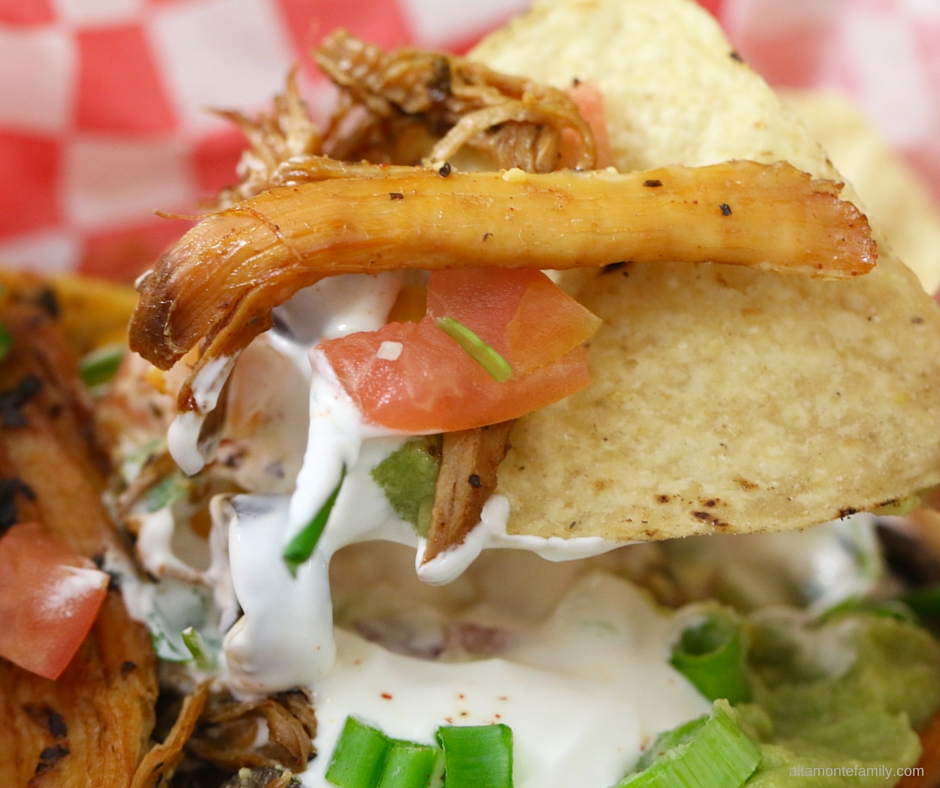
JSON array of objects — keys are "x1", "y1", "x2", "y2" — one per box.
[
  {"x1": 738, "y1": 613, "x2": 940, "y2": 786},
  {"x1": 370, "y1": 436, "x2": 442, "y2": 537}
]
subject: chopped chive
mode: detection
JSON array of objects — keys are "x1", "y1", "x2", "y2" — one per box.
[
  {"x1": 79, "y1": 342, "x2": 125, "y2": 389},
  {"x1": 326, "y1": 716, "x2": 391, "y2": 788},
  {"x1": 615, "y1": 701, "x2": 761, "y2": 788},
  {"x1": 378, "y1": 741, "x2": 443, "y2": 788},
  {"x1": 283, "y1": 464, "x2": 347, "y2": 576},
  {"x1": 437, "y1": 724, "x2": 513, "y2": 788},
  {"x1": 436, "y1": 316, "x2": 512, "y2": 382},
  {"x1": 181, "y1": 626, "x2": 216, "y2": 670},
  {"x1": 0, "y1": 322, "x2": 11, "y2": 362},
  {"x1": 670, "y1": 612, "x2": 751, "y2": 705}
]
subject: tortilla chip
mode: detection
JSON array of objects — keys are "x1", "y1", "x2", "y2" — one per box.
[
  {"x1": 472, "y1": 0, "x2": 940, "y2": 541},
  {"x1": 783, "y1": 89, "x2": 940, "y2": 295}
]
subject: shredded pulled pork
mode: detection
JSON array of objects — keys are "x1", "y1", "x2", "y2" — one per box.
[
  {"x1": 210, "y1": 31, "x2": 597, "y2": 210},
  {"x1": 213, "y1": 69, "x2": 323, "y2": 208},
  {"x1": 425, "y1": 422, "x2": 513, "y2": 563},
  {"x1": 219, "y1": 766, "x2": 298, "y2": 788},
  {"x1": 185, "y1": 689, "x2": 317, "y2": 773},
  {"x1": 315, "y1": 30, "x2": 596, "y2": 171},
  {"x1": 130, "y1": 160, "x2": 876, "y2": 418},
  {"x1": 131, "y1": 684, "x2": 210, "y2": 788}
]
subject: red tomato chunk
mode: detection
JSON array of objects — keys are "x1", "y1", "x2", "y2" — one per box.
[
  {"x1": 320, "y1": 268, "x2": 601, "y2": 432},
  {"x1": 0, "y1": 522, "x2": 109, "y2": 680}
]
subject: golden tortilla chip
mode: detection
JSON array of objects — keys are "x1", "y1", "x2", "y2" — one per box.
[{"x1": 472, "y1": 0, "x2": 940, "y2": 541}]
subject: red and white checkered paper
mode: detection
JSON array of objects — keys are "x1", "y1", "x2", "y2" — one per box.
[{"x1": 0, "y1": 0, "x2": 938, "y2": 282}]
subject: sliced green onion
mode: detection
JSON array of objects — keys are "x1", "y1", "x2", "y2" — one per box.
[
  {"x1": 326, "y1": 716, "x2": 392, "y2": 788},
  {"x1": 0, "y1": 322, "x2": 12, "y2": 362},
  {"x1": 79, "y1": 342, "x2": 125, "y2": 389},
  {"x1": 437, "y1": 724, "x2": 513, "y2": 788},
  {"x1": 436, "y1": 316, "x2": 512, "y2": 382},
  {"x1": 616, "y1": 701, "x2": 761, "y2": 788},
  {"x1": 670, "y1": 612, "x2": 751, "y2": 705},
  {"x1": 819, "y1": 596, "x2": 917, "y2": 624},
  {"x1": 378, "y1": 741, "x2": 443, "y2": 788},
  {"x1": 283, "y1": 464, "x2": 346, "y2": 577}
]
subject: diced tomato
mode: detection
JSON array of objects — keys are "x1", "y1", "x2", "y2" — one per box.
[
  {"x1": 561, "y1": 80, "x2": 615, "y2": 170},
  {"x1": 320, "y1": 268, "x2": 601, "y2": 432},
  {"x1": 0, "y1": 522, "x2": 109, "y2": 680},
  {"x1": 425, "y1": 268, "x2": 601, "y2": 375}
]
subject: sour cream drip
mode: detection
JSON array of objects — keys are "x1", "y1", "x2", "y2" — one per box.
[
  {"x1": 284, "y1": 351, "x2": 404, "y2": 543},
  {"x1": 218, "y1": 273, "x2": 411, "y2": 692},
  {"x1": 168, "y1": 354, "x2": 236, "y2": 475},
  {"x1": 416, "y1": 495, "x2": 623, "y2": 586},
  {"x1": 225, "y1": 433, "x2": 421, "y2": 692},
  {"x1": 167, "y1": 273, "x2": 407, "y2": 476},
  {"x1": 172, "y1": 271, "x2": 625, "y2": 693}
]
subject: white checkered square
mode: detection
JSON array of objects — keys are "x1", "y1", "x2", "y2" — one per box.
[
  {"x1": 900, "y1": 0, "x2": 940, "y2": 19},
  {"x1": 399, "y1": 0, "x2": 531, "y2": 45},
  {"x1": 0, "y1": 229, "x2": 80, "y2": 274},
  {"x1": 839, "y1": 10, "x2": 937, "y2": 146},
  {"x1": 65, "y1": 136, "x2": 193, "y2": 228},
  {"x1": 148, "y1": 0, "x2": 295, "y2": 135},
  {"x1": 0, "y1": 26, "x2": 74, "y2": 133},
  {"x1": 52, "y1": 0, "x2": 146, "y2": 27},
  {"x1": 723, "y1": 0, "x2": 841, "y2": 35}
]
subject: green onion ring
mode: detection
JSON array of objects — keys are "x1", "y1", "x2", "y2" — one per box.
[{"x1": 670, "y1": 612, "x2": 751, "y2": 705}]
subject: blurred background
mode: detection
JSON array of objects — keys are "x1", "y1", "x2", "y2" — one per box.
[{"x1": 1, "y1": 0, "x2": 938, "y2": 282}]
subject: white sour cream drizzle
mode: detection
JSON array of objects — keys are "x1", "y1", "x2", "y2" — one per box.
[
  {"x1": 168, "y1": 354, "x2": 237, "y2": 476},
  {"x1": 222, "y1": 359, "x2": 622, "y2": 693},
  {"x1": 416, "y1": 495, "x2": 622, "y2": 586},
  {"x1": 150, "y1": 271, "x2": 710, "y2": 785},
  {"x1": 303, "y1": 573, "x2": 710, "y2": 788},
  {"x1": 158, "y1": 272, "x2": 627, "y2": 694}
]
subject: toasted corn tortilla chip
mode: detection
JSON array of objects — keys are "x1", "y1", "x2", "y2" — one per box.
[{"x1": 472, "y1": 0, "x2": 940, "y2": 541}]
